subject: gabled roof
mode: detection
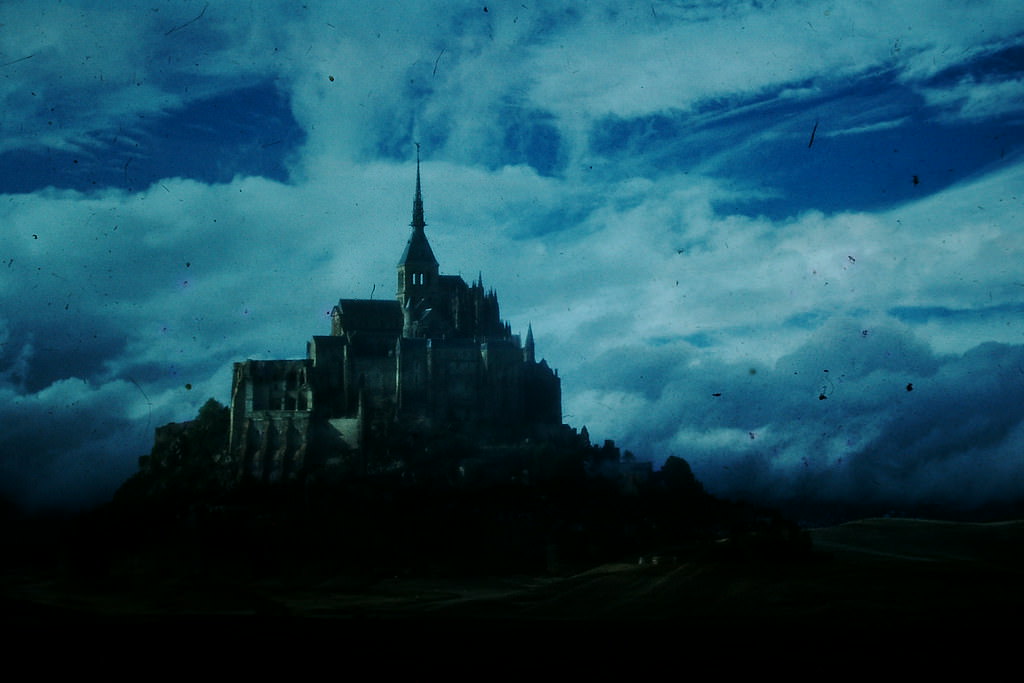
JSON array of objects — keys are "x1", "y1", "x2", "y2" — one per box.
[{"x1": 333, "y1": 299, "x2": 403, "y2": 333}]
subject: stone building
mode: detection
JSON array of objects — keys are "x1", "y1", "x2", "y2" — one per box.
[{"x1": 227, "y1": 157, "x2": 563, "y2": 480}]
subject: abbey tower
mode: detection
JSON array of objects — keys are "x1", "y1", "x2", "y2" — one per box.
[{"x1": 227, "y1": 155, "x2": 562, "y2": 481}]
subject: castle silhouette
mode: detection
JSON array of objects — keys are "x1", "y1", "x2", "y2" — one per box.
[{"x1": 227, "y1": 153, "x2": 563, "y2": 480}]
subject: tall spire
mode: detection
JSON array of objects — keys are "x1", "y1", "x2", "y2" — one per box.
[
  {"x1": 411, "y1": 142, "x2": 425, "y2": 231},
  {"x1": 398, "y1": 144, "x2": 438, "y2": 269}
]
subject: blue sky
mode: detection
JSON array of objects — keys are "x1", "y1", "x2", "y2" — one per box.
[{"x1": 2, "y1": 0, "x2": 1024, "y2": 516}]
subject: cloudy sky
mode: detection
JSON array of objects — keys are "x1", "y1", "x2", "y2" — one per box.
[{"x1": 2, "y1": 1, "x2": 1023, "y2": 516}]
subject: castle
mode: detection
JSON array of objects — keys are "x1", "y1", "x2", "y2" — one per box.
[{"x1": 227, "y1": 155, "x2": 563, "y2": 480}]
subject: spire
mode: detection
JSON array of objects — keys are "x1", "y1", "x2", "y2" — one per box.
[
  {"x1": 411, "y1": 142, "x2": 425, "y2": 231},
  {"x1": 398, "y1": 144, "x2": 438, "y2": 268},
  {"x1": 525, "y1": 323, "x2": 536, "y2": 363}
]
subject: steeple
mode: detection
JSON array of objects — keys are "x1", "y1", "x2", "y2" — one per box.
[
  {"x1": 411, "y1": 144, "x2": 425, "y2": 231},
  {"x1": 399, "y1": 144, "x2": 438, "y2": 269},
  {"x1": 524, "y1": 323, "x2": 536, "y2": 363},
  {"x1": 398, "y1": 144, "x2": 439, "y2": 307}
]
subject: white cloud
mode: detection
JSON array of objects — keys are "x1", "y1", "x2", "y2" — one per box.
[
  {"x1": 922, "y1": 76, "x2": 1024, "y2": 121},
  {"x1": 827, "y1": 117, "x2": 912, "y2": 138}
]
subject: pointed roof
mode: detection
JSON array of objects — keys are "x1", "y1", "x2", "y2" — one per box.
[
  {"x1": 399, "y1": 145, "x2": 439, "y2": 267},
  {"x1": 399, "y1": 221, "x2": 438, "y2": 266}
]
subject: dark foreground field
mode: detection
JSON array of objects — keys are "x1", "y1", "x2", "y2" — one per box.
[{"x1": 4, "y1": 517, "x2": 1022, "y2": 634}]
